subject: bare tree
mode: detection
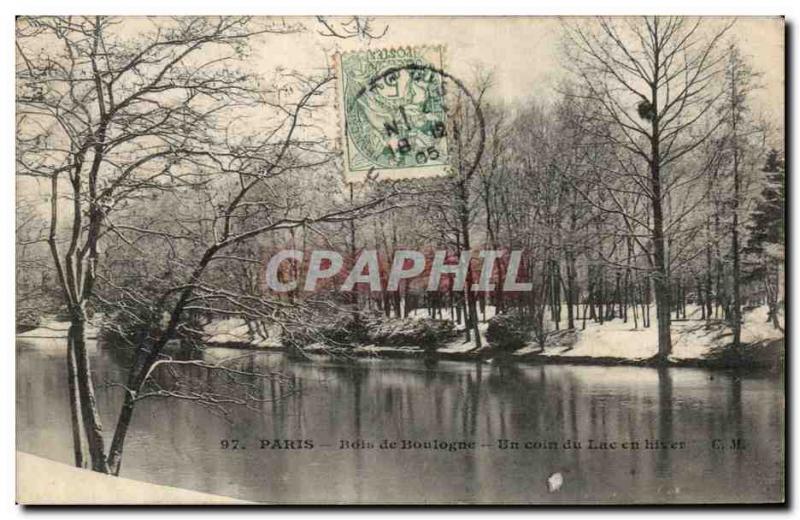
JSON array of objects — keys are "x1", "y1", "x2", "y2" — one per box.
[
  {"x1": 564, "y1": 17, "x2": 731, "y2": 361},
  {"x1": 315, "y1": 16, "x2": 388, "y2": 40},
  {"x1": 15, "y1": 14, "x2": 399, "y2": 475},
  {"x1": 447, "y1": 71, "x2": 490, "y2": 347},
  {"x1": 16, "y1": 15, "x2": 301, "y2": 471}
]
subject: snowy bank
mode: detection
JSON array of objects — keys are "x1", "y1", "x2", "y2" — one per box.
[
  {"x1": 202, "y1": 317, "x2": 282, "y2": 348},
  {"x1": 17, "y1": 306, "x2": 783, "y2": 369},
  {"x1": 16, "y1": 318, "x2": 99, "y2": 339},
  {"x1": 16, "y1": 452, "x2": 249, "y2": 504},
  {"x1": 513, "y1": 305, "x2": 784, "y2": 368},
  {"x1": 188, "y1": 305, "x2": 785, "y2": 368}
]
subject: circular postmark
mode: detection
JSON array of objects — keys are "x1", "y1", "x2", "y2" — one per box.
[{"x1": 340, "y1": 48, "x2": 485, "y2": 182}]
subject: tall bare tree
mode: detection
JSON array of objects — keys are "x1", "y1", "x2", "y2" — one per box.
[{"x1": 564, "y1": 17, "x2": 731, "y2": 361}]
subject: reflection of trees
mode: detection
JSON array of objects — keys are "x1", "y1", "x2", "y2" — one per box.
[
  {"x1": 656, "y1": 367, "x2": 673, "y2": 478},
  {"x1": 133, "y1": 351, "x2": 296, "y2": 422},
  {"x1": 728, "y1": 372, "x2": 743, "y2": 473},
  {"x1": 486, "y1": 364, "x2": 558, "y2": 436},
  {"x1": 22, "y1": 342, "x2": 785, "y2": 502}
]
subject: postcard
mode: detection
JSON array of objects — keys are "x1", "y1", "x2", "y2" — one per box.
[{"x1": 15, "y1": 15, "x2": 785, "y2": 505}]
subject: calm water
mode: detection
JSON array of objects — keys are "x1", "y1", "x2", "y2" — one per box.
[{"x1": 17, "y1": 339, "x2": 784, "y2": 504}]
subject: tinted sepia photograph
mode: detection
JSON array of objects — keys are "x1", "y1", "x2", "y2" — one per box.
[{"x1": 14, "y1": 15, "x2": 785, "y2": 505}]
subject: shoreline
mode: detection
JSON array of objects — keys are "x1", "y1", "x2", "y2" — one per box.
[
  {"x1": 195, "y1": 336, "x2": 784, "y2": 371},
  {"x1": 17, "y1": 331, "x2": 783, "y2": 371},
  {"x1": 17, "y1": 305, "x2": 784, "y2": 371}
]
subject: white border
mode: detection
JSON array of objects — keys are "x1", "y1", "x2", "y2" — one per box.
[{"x1": 3, "y1": 2, "x2": 795, "y2": 519}]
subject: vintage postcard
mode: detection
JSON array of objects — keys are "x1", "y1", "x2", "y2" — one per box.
[{"x1": 15, "y1": 15, "x2": 785, "y2": 505}]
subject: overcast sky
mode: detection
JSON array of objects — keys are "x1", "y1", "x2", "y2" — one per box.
[{"x1": 253, "y1": 16, "x2": 784, "y2": 125}]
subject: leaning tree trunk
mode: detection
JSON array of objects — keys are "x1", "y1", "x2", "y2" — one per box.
[
  {"x1": 66, "y1": 337, "x2": 85, "y2": 468},
  {"x1": 68, "y1": 319, "x2": 110, "y2": 473},
  {"x1": 107, "y1": 392, "x2": 136, "y2": 476}
]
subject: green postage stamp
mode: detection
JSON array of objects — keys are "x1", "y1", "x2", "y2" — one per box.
[{"x1": 336, "y1": 46, "x2": 450, "y2": 182}]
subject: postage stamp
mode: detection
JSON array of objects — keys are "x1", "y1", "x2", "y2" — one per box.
[{"x1": 336, "y1": 46, "x2": 450, "y2": 182}]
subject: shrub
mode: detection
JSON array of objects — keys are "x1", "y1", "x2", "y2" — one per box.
[
  {"x1": 365, "y1": 317, "x2": 455, "y2": 349},
  {"x1": 283, "y1": 313, "x2": 455, "y2": 350},
  {"x1": 282, "y1": 311, "x2": 369, "y2": 348},
  {"x1": 486, "y1": 312, "x2": 533, "y2": 352}
]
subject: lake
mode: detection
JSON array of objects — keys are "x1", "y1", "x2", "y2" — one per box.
[{"x1": 16, "y1": 339, "x2": 784, "y2": 504}]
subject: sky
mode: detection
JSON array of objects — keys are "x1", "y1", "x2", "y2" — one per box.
[
  {"x1": 251, "y1": 16, "x2": 784, "y2": 124},
  {"x1": 16, "y1": 16, "x2": 786, "y2": 218}
]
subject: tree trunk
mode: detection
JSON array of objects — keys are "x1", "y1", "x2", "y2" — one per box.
[
  {"x1": 652, "y1": 231, "x2": 672, "y2": 361},
  {"x1": 565, "y1": 251, "x2": 576, "y2": 329},
  {"x1": 66, "y1": 337, "x2": 85, "y2": 468},
  {"x1": 598, "y1": 267, "x2": 605, "y2": 324},
  {"x1": 551, "y1": 259, "x2": 561, "y2": 331},
  {"x1": 69, "y1": 320, "x2": 110, "y2": 473},
  {"x1": 705, "y1": 233, "x2": 714, "y2": 320},
  {"x1": 107, "y1": 393, "x2": 135, "y2": 476},
  {"x1": 652, "y1": 213, "x2": 672, "y2": 362},
  {"x1": 697, "y1": 277, "x2": 706, "y2": 320},
  {"x1": 730, "y1": 85, "x2": 742, "y2": 349},
  {"x1": 587, "y1": 265, "x2": 596, "y2": 321},
  {"x1": 650, "y1": 71, "x2": 672, "y2": 361},
  {"x1": 459, "y1": 187, "x2": 481, "y2": 349}
]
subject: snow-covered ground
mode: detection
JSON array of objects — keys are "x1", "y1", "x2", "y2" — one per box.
[
  {"x1": 201, "y1": 317, "x2": 283, "y2": 348},
  {"x1": 403, "y1": 303, "x2": 783, "y2": 363},
  {"x1": 514, "y1": 304, "x2": 784, "y2": 362},
  {"x1": 17, "y1": 305, "x2": 783, "y2": 365},
  {"x1": 16, "y1": 452, "x2": 247, "y2": 504},
  {"x1": 203, "y1": 305, "x2": 496, "y2": 354},
  {"x1": 438, "y1": 321, "x2": 489, "y2": 354},
  {"x1": 408, "y1": 304, "x2": 495, "y2": 354},
  {"x1": 17, "y1": 316, "x2": 100, "y2": 339}
]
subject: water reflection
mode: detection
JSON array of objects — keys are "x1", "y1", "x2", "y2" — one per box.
[
  {"x1": 657, "y1": 368, "x2": 673, "y2": 479},
  {"x1": 16, "y1": 339, "x2": 784, "y2": 504}
]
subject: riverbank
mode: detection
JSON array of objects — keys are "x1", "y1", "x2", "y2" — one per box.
[
  {"x1": 16, "y1": 317, "x2": 99, "y2": 339},
  {"x1": 16, "y1": 452, "x2": 249, "y2": 504},
  {"x1": 510, "y1": 305, "x2": 784, "y2": 369},
  {"x1": 16, "y1": 305, "x2": 784, "y2": 370},
  {"x1": 199, "y1": 305, "x2": 783, "y2": 369}
]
